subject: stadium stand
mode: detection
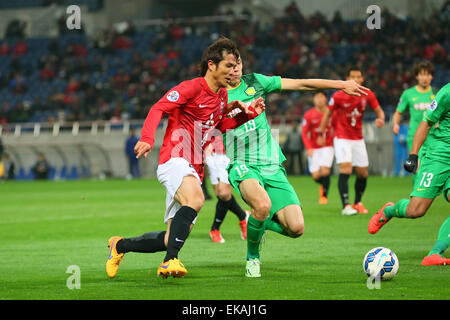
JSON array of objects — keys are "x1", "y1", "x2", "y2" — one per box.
[{"x1": 0, "y1": 2, "x2": 448, "y2": 126}]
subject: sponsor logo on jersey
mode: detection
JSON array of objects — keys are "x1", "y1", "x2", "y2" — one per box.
[
  {"x1": 245, "y1": 87, "x2": 256, "y2": 96},
  {"x1": 166, "y1": 90, "x2": 180, "y2": 102},
  {"x1": 429, "y1": 100, "x2": 437, "y2": 111}
]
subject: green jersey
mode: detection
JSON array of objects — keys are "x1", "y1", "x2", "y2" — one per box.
[
  {"x1": 397, "y1": 86, "x2": 436, "y2": 148},
  {"x1": 422, "y1": 83, "x2": 450, "y2": 163},
  {"x1": 223, "y1": 73, "x2": 285, "y2": 171}
]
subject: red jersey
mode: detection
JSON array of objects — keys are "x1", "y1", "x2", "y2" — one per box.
[
  {"x1": 301, "y1": 107, "x2": 333, "y2": 149},
  {"x1": 328, "y1": 90, "x2": 379, "y2": 140},
  {"x1": 140, "y1": 77, "x2": 227, "y2": 180}
]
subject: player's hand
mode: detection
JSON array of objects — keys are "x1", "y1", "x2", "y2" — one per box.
[
  {"x1": 250, "y1": 97, "x2": 265, "y2": 115},
  {"x1": 134, "y1": 141, "x2": 152, "y2": 159},
  {"x1": 375, "y1": 118, "x2": 385, "y2": 128},
  {"x1": 342, "y1": 80, "x2": 369, "y2": 97},
  {"x1": 393, "y1": 123, "x2": 399, "y2": 135},
  {"x1": 226, "y1": 100, "x2": 254, "y2": 115},
  {"x1": 317, "y1": 136, "x2": 325, "y2": 147},
  {"x1": 404, "y1": 154, "x2": 418, "y2": 173}
]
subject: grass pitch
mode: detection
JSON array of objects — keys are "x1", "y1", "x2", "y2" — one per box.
[{"x1": 1, "y1": 176, "x2": 448, "y2": 300}]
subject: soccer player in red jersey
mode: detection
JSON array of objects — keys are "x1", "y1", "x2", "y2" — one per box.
[
  {"x1": 318, "y1": 67, "x2": 385, "y2": 215},
  {"x1": 105, "y1": 38, "x2": 259, "y2": 279},
  {"x1": 301, "y1": 91, "x2": 334, "y2": 204}
]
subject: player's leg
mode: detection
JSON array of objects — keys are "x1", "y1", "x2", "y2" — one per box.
[
  {"x1": 318, "y1": 166, "x2": 331, "y2": 204},
  {"x1": 209, "y1": 182, "x2": 230, "y2": 243},
  {"x1": 353, "y1": 166, "x2": 369, "y2": 213},
  {"x1": 239, "y1": 178, "x2": 271, "y2": 277},
  {"x1": 351, "y1": 139, "x2": 370, "y2": 213},
  {"x1": 334, "y1": 138, "x2": 357, "y2": 215},
  {"x1": 422, "y1": 216, "x2": 450, "y2": 265},
  {"x1": 338, "y1": 162, "x2": 356, "y2": 214},
  {"x1": 273, "y1": 204, "x2": 304, "y2": 238},
  {"x1": 263, "y1": 166, "x2": 303, "y2": 237}
]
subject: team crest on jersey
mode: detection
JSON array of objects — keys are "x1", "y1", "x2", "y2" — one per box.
[
  {"x1": 245, "y1": 87, "x2": 256, "y2": 96},
  {"x1": 429, "y1": 99, "x2": 437, "y2": 111},
  {"x1": 430, "y1": 95, "x2": 435, "y2": 100},
  {"x1": 166, "y1": 90, "x2": 180, "y2": 102}
]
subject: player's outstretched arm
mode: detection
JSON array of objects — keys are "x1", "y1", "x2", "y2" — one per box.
[{"x1": 280, "y1": 78, "x2": 369, "y2": 96}]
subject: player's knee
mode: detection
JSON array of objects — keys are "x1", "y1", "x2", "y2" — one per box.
[
  {"x1": 216, "y1": 189, "x2": 231, "y2": 201},
  {"x1": 289, "y1": 223, "x2": 305, "y2": 238},
  {"x1": 253, "y1": 200, "x2": 271, "y2": 220},
  {"x1": 187, "y1": 193, "x2": 204, "y2": 212}
]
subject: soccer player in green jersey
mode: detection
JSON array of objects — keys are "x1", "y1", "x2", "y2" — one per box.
[
  {"x1": 369, "y1": 83, "x2": 450, "y2": 266},
  {"x1": 393, "y1": 61, "x2": 436, "y2": 152},
  {"x1": 223, "y1": 57, "x2": 370, "y2": 277}
]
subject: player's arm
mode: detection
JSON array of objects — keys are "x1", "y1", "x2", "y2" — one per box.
[
  {"x1": 404, "y1": 120, "x2": 431, "y2": 173},
  {"x1": 317, "y1": 108, "x2": 332, "y2": 146},
  {"x1": 301, "y1": 117, "x2": 314, "y2": 156},
  {"x1": 280, "y1": 78, "x2": 369, "y2": 96},
  {"x1": 393, "y1": 91, "x2": 408, "y2": 134},
  {"x1": 392, "y1": 110, "x2": 403, "y2": 135},
  {"x1": 373, "y1": 106, "x2": 385, "y2": 128},
  {"x1": 136, "y1": 85, "x2": 192, "y2": 158}
]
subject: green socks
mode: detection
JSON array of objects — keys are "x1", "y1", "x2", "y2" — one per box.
[
  {"x1": 246, "y1": 215, "x2": 265, "y2": 260},
  {"x1": 264, "y1": 219, "x2": 289, "y2": 236},
  {"x1": 383, "y1": 199, "x2": 409, "y2": 219},
  {"x1": 428, "y1": 217, "x2": 450, "y2": 256}
]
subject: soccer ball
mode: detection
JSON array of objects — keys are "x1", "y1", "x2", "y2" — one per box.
[{"x1": 363, "y1": 247, "x2": 399, "y2": 280}]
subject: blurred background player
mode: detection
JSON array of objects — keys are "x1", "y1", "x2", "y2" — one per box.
[
  {"x1": 106, "y1": 37, "x2": 253, "y2": 279},
  {"x1": 204, "y1": 140, "x2": 249, "y2": 243},
  {"x1": 318, "y1": 67, "x2": 385, "y2": 215},
  {"x1": 284, "y1": 121, "x2": 305, "y2": 175},
  {"x1": 392, "y1": 61, "x2": 436, "y2": 181},
  {"x1": 124, "y1": 129, "x2": 141, "y2": 179},
  {"x1": 393, "y1": 61, "x2": 436, "y2": 152},
  {"x1": 222, "y1": 56, "x2": 370, "y2": 277},
  {"x1": 369, "y1": 82, "x2": 450, "y2": 266},
  {"x1": 301, "y1": 91, "x2": 334, "y2": 204}
]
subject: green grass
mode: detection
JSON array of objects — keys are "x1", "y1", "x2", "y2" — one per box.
[{"x1": 0, "y1": 176, "x2": 448, "y2": 300}]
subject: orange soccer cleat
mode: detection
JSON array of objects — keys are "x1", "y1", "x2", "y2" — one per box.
[
  {"x1": 209, "y1": 229, "x2": 225, "y2": 243},
  {"x1": 353, "y1": 202, "x2": 368, "y2": 214},
  {"x1": 368, "y1": 202, "x2": 395, "y2": 234},
  {"x1": 319, "y1": 196, "x2": 328, "y2": 205},
  {"x1": 157, "y1": 258, "x2": 188, "y2": 278},
  {"x1": 106, "y1": 236, "x2": 124, "y2": 278},
  {"x1": 421, "y1": 254, "x2": 450, "y2": 266}
]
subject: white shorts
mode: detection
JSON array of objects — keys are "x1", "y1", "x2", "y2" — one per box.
[
  {"x1": 307, "y1": 146, "x2": 334, "y2": 173},
  {"x1": 333, "y1": 138, "x2": 369, "y2": 167},
  {"x1": 156, "y1": 157, "x2": 201, "y2": 225},
  {"x1": 205, "y1": 154, "x2": 230, "y2": 185}
]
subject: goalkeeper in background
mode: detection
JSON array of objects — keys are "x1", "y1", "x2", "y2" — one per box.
[{"x1": 368, "y1": 83, "x2": 450, "y2": 266}]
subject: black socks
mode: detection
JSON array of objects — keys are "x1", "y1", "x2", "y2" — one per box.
[
  {"x1": 354, "y1": 177, "x2": 367, "y2": 204},
  {"x1": 116, "y1": 231, "x2": 166, "y2": 254},
  {"x1": 211, "y1": 195, "x2": 247, "y2": 231},
  {"x1": 338, "y1": 173, "x2": 350, "y2": 208},
  {"x1": 314, "y1": 175, "x2": 330, "y2": 197},
  {"x1": 164, "y1": 206, "x2": 197, "y2": 262}
]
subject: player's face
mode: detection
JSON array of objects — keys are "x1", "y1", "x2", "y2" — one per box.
[
  {"x1": 228, "y1": 57, "x2": 243, "y2": 87},
  {"x1": 210, "y1": 53, "x2": 237, "y2": 88},
  {"x1": 347, "y1": 70, "x2": 364, "y2": 85},
  {"x1": 313, "y1": 93, "x2": 327, "y2": 109},
  {"x1": 416, "y1": 70, "x2": 433, "y2": 88}
]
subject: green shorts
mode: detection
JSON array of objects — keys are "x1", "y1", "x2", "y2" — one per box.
[
  {"x1": 410, "y1": 155, "x2": 450, "y2": 202},
  {"x1": 227, "y1": 163, "x2": 301, "y2": 218}
]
